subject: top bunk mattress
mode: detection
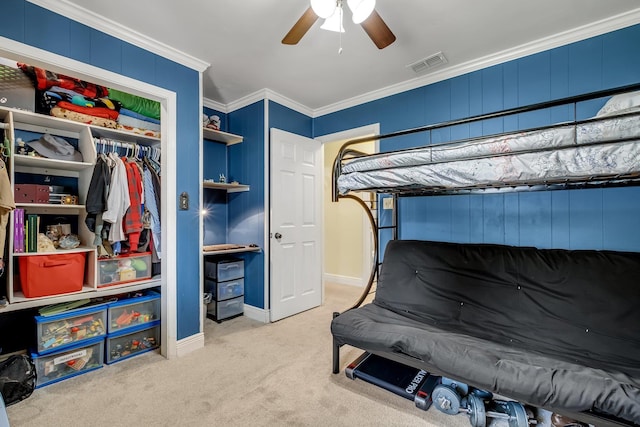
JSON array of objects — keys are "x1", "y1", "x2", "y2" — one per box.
[{"x1": 337, "y1": 92, "x2": 640, "y2": 195}]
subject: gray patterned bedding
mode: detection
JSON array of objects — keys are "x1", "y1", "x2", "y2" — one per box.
[{"x1": 337, "y1": 92, "x2": 640, "y2": 194}]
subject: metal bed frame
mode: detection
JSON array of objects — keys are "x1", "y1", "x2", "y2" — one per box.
[{"x1": 330, "y1": 82, "x2": 640, "y2": 427}]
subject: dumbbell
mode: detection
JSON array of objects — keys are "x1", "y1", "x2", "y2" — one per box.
[{"x1": 432, "y1": 383, "x2": 533, "y2": 427}]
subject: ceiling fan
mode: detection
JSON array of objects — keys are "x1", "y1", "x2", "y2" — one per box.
[{"x1": 282, "y1": 0, "x2": 396, "y2": 50}]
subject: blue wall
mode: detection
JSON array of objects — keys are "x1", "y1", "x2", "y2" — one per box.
[
  {"x1": 2, "y1": 0, "x2": 202, "y2": 340},
  {"x1": 315, "y1": 24, "x2": 640, "y2": 253},
  {"x1": 208, "y1": 100, "x2": 312, "y2": 310},
  {"x1": 269, "y1": 101, "x2": 313, "y2": 138},
  {"x1": 203, "y1": 107, "x2": 229, "y2": 245},
  {"x1": 227, "y1": 101, "x2": 265, "y2": 308}
]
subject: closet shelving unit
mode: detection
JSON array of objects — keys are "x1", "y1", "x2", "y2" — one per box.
[
  {"x1": 1, "y1": 106, "x2": 161, "y2": 312},
  {"x1": 202, "y1": 126, "x2": 260, "y2": 255},
  {"x1": 202, "y1": 127, "x2": 249, "y2": 192}
]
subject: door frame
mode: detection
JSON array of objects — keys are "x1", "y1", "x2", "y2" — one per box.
[
  {"x1": 316, "y1": 123, "x2": 380, "y2": 287},
  {"x1": 0, "y1": 36, "x2": 180, "y2": 358}
]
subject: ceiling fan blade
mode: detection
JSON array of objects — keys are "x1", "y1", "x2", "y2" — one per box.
[
  {"x1": 282, "y1": 7, "x2": 319, "y2": 45},
  {"x1": 360, "y1": 10, "x2": 396, "y2": 49}
]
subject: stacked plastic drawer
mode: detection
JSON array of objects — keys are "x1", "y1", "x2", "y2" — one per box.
[
  {"x1": 205, "y1": 258, "x2": 244, "y2": 322},
  {"x1": 32, "y1": 305, "x2": 108, "y2": 388},
  {"x1": 105, "y1": 291, "x2": 161, "y2": 364}
]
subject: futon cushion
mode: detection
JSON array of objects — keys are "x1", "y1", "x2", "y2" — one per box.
[
  {"x1": 331, "y1": 303, "x2": 640, "y2": 423},
  {"x1": 373, "y1": 240, "x2": 640, "y2": 379}
]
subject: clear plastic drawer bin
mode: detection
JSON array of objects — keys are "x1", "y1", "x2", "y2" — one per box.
[
  {"x1": 207, "y1": 295, "x2": 243, "y2": 321},
  {"x1": 205, "y1": 278, "x2": 244, "y2": 301},
  {"x1": 35, "y1": 306, "x2": 107, "y2": 354},
  {"x1": 107, "y1": 291, "x2": 160, "y2": 333},
  {"x1": 106, "y1": 321, "x2": 160, "y2": 364},
  {"x1": 32, "y1": 337, "x2": 104, "y2": 388},
  {"x1": 204, "y1": 258, "x2": 244, "y2": 282}
]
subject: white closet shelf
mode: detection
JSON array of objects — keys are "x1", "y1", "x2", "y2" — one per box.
[
  {"x1": 203, "y1": 127, "x2": 243, "y2": 145},
  {"x1": 2, "y1": 278, "x2": 161, "y2": 313},
  {"x1": 13, "y1": 154, "x2": 93, "y2": 171},
  {"x1": 92, "y1": 126, "x2": 160, "y2": 145},
  {"x1": 14, "y1": 204, "x2": 85, "y2": 217},
  {"x1": 203, "y1": 181, "x2": 249, "y2": 192},
  {"x1": 11, "y1": 108, "x2": 88, "y2": 133},
  {"x1": 5, "y1": 106, "x2": 160, "y2": 145},
  {"x1": 12, "y1": 246, "x2": 95, "y2": 256}
]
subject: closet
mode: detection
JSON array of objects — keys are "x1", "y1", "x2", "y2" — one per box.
[{"x1": 0, "y1": 65, "x2": 162, "y2": 313}]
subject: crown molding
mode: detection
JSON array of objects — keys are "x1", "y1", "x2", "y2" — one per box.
[
  {"x1": 264, "y1": 89, "x2": 314, "y2": 117},
  {"x1": 26, "y1": 0, "x2": 210, "y2": 72},
  {"x1": 225, "y1": 89, "x2": 314, "y2": 117},
  {"x1": 225, "y1": 89, "x2": 268, "y2": 113},
  {"x1": 312, "y1": 7, "x2": 640, "y2": 117},
  {"x1": 203, "y1": 98, "x2": 228, "y2": 113}
]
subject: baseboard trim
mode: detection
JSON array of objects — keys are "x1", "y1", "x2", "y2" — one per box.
[
  {"x1": 244, "y1": 304, "x2": 270, "y2": 323},
  {"x1": 176, "y1": 332, "x2": 204, "y2": 357},
  {"x1": 324, "y1": 273, "x2": 364, "y2": 287}
]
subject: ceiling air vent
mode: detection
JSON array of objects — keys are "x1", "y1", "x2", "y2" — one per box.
[{"x1": 407, "y1": 52, "x2": 448, "y2": 74}]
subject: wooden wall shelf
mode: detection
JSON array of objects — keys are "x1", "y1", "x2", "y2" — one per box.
[
  {"x1": 202, "y1": 181, "x2": 249, "y2": 192},
  {"x1": 203, "y1": 127, "x2": 243, "y2": 145}
]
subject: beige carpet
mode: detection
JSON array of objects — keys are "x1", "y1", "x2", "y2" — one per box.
[{"x1": 5, "y1": 284, "x2": 483, "y2": 426}]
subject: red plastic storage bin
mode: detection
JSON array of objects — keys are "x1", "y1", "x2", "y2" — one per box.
[{"x1": 19, "y1": 252, "x2": 86, "y2": 298}]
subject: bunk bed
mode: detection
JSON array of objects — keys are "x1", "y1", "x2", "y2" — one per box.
[{"x1": 329, "y1": 84, "x2": 640, "y2": 427}]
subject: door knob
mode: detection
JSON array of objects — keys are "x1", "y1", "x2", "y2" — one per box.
[{"x1": 274, "y1": 232, "x2": 282, "y2": 239}]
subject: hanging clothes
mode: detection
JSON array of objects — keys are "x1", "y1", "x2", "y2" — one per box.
[
  {"x1": 90, "y1": 138, "x2": 159, "y2": 254},
  {"x1": 144, "y1": 156, "x2": 161, "y2": 221},
  {"x1": 143, "y1": 164, "x2": 161, "y2": 259},
  {"x1": 102, "y1": 153, "x2": 130, "y2": 243},
  {"x1": 123, "y1": 158, "x2": 143, "y2": 250},
  {"x1": 84, "y1": 154, "x2": 111, "y2": 232}
]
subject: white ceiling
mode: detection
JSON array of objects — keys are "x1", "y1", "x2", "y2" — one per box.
[{"x1": 39, "y1": 1, "x2": 640, "y2": 112}]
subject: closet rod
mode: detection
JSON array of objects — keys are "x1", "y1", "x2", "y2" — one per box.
[{"x1": 94, "y1": 137, "x2": 160, "y2": 161}]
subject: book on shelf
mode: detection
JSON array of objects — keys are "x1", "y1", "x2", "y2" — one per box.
[
  {"x1": 13, "y1": 208, "x2": 24, "y2": 253},
  {"x1": 26, "y1": 214, "x2": 38, "y2": 253}
]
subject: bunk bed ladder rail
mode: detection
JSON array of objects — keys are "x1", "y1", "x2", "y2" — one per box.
[
  {"x1": 330, "y1": 190, "x2": 399, "y2": 373},
  {"x1": 332, "y1": 140, "x2": 399, "y2": 372}
]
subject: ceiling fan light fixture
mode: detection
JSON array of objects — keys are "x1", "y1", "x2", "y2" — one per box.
[
  {"x1": 320, "y1": 5, "x2": 345, "y2": 33},
  {"x1": 347, "y1": 0, "x2": 375, "y2": 24},
  {"x1": 311, "y1": 0, "x2": 337, "y2": 19}
]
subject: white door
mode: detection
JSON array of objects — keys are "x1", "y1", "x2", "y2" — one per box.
[{"x1": 270, "y1": 128, "x2": 322, "y2": 321}]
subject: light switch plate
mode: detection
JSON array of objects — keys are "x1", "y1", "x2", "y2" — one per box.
[
  {"x1": 382, "y1": 197, "x2": 394, "y2": 210},
  {"x1": 179, "y1": 192, "x2": 189, "y2": 210}
]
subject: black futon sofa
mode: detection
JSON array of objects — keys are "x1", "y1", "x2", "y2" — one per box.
[{"x1": 331, "y1": 240, "x2": 640, "y2": 426}]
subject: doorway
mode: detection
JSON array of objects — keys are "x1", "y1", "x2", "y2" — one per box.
[{"x1": 317, "y1": 124, "x2": 379, "y2": 288}]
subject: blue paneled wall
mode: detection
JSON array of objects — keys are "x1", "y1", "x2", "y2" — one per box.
[
  {"x1": 203, "y1": 108, "x2": 229, "y2": 245},
  {"x1": 212, "y1": 100, "x2": 311, "y2": 310},
  {"x1": 228, "y1": 101, "x2": 266, "y2": 308},
  {"x1": 2, "y1": 0, "x2": 202, "y2": 339},
  {"x1": 269, "y1": 101, "x2": 313, "y2": 138},
  {"x1": 315, "y1": 24, "x2": 640, "y2": 252}
]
